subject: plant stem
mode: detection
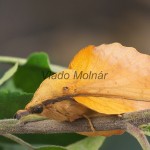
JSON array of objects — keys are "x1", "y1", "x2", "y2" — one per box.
[
  {"x1": 0, "y1": 56, "x2": 26, "y2": 65},
  {"x1": 0, "y1": 110, "x2": 150, "y2": 149},
  {"x1": 3, "y1": 134, "x2": 35, "y2": 150},
  {"x1": 0, "y1": 109, "x2": 150, "y2": 134},
  {"x1": 0, "y1": 56, "x2": 66, "y2": 72},
  {"x1": 126, "y1": 123, "x2": 150, "y2": 150}
]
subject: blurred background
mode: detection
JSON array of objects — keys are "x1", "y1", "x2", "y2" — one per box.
[
  {"x1": 0, "y1": 0, "x2": 150, "y2": 66},
  {"x1": 0, "y1": 0, "x2": 150, "y2": 150}
]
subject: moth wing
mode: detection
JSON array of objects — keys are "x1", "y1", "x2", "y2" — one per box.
[{"x1": 74, "y1": 96, "x2": 150, "y2": 114}]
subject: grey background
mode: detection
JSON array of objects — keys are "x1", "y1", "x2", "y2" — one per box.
[
  {"x1": 0, "y1": 0, "x2": 150, "y2": 150},
  {"x1": 0, "y1": 0, "x2": 150, "y2": 66}
]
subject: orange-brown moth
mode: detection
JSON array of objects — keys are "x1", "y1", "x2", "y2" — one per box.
[{"x1": 15, "y1": 43, "x2": 150, "y2": 136}]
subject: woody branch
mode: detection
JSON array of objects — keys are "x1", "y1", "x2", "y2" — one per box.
[{"x1": 0, "y1": 109, "x2": 150, "y2": 134}]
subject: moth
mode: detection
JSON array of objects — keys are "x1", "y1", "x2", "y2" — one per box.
[{"x1": 15, "y1": 43, "x2": 150, "y2": 136}]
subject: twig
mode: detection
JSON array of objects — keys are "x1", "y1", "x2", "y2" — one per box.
[
  {"x1": 0, "y1": 109, "x2": 150, "y2": 134},
  {"x1": 126, "y1": 123, "x2": 150, "y2": 150}
]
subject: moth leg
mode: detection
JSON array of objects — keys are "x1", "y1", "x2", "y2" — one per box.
[
  {"x1": 83, "y1": 115, "x2": 95, "y2": 132},
  {"x1": 17, "y1": 114, "x2": 47, "y2": 125}
]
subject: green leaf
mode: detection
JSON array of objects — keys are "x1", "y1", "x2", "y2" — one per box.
[
  {"x1": 26, "y1": 52, "x2": 51, "y2": 69},
  {"x1": 0, "y1": 91, "x2": 33, "y2": 119},
  {"x1": 139, "y1": 124, "x2": 150, "y2": 136},
  {"x1": 0, "y1": 63, "x2": 18, "y2": 86},
  {"x1": 0, "y1": 52, "x2": 54, "y2": 93},
  {"x1": 0, "y1": 133, "x2": 84, "y2": 147},
  {"x1": 12, "y1": 52, "x2": 54, "y2": 93},
  {"x1": 67, "y1": 136, "x2": 106, "y2": 150},
  {"x1": 0, "y1": 144, "x2": 27, "y2": 150},
  {"x1": 0, "y1": 79, "x2": 22, "y2": 92},
  {"x1": 36, "y1": 145, "x2": 67, "y2": 150}
]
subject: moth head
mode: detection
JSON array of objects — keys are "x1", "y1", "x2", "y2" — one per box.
[{"x1": 14, "y1": 104, "x2": 44, "y2": 119}]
